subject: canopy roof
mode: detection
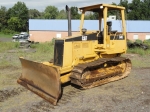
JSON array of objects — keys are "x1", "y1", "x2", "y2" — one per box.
[{"x1": 79, "y1": 4, "x2": 125, "y2": 12}]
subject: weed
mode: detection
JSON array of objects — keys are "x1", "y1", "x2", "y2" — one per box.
[
  {"x1": 127, "y1": 38, "x2": 150, "y2": 55},
  {"x1": 127, "y1": 47, "x2": 150, "y2": 55},
  {"x1": 0, "y1": 42, "x2": 20, "y2": 52},
  {"x1": 0, "y1": 32, "x2": 14, "y2": 38},
  {"x1": 135, "y1": 39, "x2": 143, "y2": 44},
  {"x1": 143, "y1": 39, "x2": 150, "y2": 47},
  {"x1": 29, "y1": 42, "x2": 54, "y2": 61}
]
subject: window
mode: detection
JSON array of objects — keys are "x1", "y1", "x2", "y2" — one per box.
[
  {"x1": 133, "y1": 34, "x2": 138, "y2": 40},
  {"x1": 56, "y1": 33, "x2": 61, "y2": 38},
  {"x1": 145, "y1": 35, "x2": 150, "y2": 40}
]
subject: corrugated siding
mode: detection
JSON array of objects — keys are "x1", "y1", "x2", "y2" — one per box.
[{"x1": 29, "y1": 19, "x2": 150, "y2": 33}]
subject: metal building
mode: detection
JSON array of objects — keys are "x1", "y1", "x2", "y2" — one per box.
[{"x1": 29, "y1": 19, "x2": 150, "y2": 42}]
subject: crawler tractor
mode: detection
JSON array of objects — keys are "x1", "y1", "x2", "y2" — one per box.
[{"x1": 17, "y1": 4, "x2": 132, "y2": 105}]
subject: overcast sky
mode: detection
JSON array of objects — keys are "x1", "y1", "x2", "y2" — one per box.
[{"x1": 1, "y1": 0, "x2": 132, "y2": 11}]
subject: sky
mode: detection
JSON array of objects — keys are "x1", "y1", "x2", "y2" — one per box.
[{"x1": 0, "y1": 0, "x2": 132, "y2": 11}]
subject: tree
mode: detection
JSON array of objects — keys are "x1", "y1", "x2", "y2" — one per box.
[
  {"x1": 29, "y1": 9, "x2": 41, "y2": 19},
  {"x1": 107, "y1": 2, "x2": 121, "y2": 20},
  {"x1": 7, "y1": 1, "x2": 29, "y2": 32},
  {"x1": 119, "y1": 0, "x2": 129, "y2": 13},
  {"x1": 7, "y1": 17, "x2": 20, "y2": 31},
  {"x1": 70, "y1": 6, "x2": 80, "y2": 19},
  {"x1": 140, "y1": 0, "x2": 150, "y2": 20},
  {"x1": 44, "y1": 6, "x2": 58, "y2": 19},
  {"x1": 57, "y1": 9, "x2": 67, "y2": 19},
  {"x1": 128, "y1": 0, "x2": 142, "y2": 20},
  {"x1": 0, "y1": 6, "x2": 7, "y2": 31},
  {"x1": 85, "y1": 12, "x2": 94, "y2": 20},
  {"x1": 93, "y1": 12, "x2": 99, "y2": 20}
]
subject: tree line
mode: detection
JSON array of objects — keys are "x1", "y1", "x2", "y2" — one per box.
[{"x1": 0, "y1": 0, "x2": 150, "y2": 33}]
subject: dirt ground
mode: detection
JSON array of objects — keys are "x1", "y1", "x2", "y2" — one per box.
[
  {"x1": 0, "y1": 37, "x2": 12, "y2": 42},
  {"x1": 0, "y1": 41, "x2": 150, "y2": 112}
]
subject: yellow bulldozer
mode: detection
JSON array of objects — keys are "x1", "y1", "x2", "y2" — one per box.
[{"x1": 17, "y1": 4, "x2": 132, "y2": 105}]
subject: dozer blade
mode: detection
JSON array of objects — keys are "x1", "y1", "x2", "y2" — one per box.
[{"x1": 17, "y1": 58, "x2": 61, "y2": 105}]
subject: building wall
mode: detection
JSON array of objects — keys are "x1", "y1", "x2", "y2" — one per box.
[
  {"x1": 127, "y1": 32, "x2": 150, "y2": 41},
  {"x1": 29, "y1": 31, "x2": 150, "y2": 42},
  {"x1": 29, "y1": 31, "x2": 80, "y2": 42}
]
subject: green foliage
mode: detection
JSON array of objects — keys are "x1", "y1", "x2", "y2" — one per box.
[
  {"x1": 6, "y1": 1, "x2": 29, "y2": 32},
  {"x1": 119, "y1": 0, "x2": 129, "y2": 13},
  {"x1": 127, "y1": 39, "x2": 133, "y2": 43},
  {"x1": 29, "y1": 9, "x2": 41, "y2": 19},
  {"x1": 0, "y1": 32, "x2": 13, "y2": 38},
  {"x1": 128, "y1": 0, "x2": 142, "y2": 20},
  {"x1": 127, "y1": 47, "x2": 150, "y2": 55},
  {"x1": 30, "y1": 42, "x2": 54, "y2": 53},
  {"x1": 0, "y1": 6, "x2": 7, "y2": 31},
  {"x1": 1, "y1": 29, "x2": 16, "y2": 34},
  {"x1": 44, "y1": 6, "x2": 59, "y2": 19},
  {"x1": 29, "y1": 42, "x2": 54, "y2": 61},
  {"x1": 0, "y1": 0, "x2": 150, "y2": 34},
  {"x1": 70, "y1": 7, "x2": 80, "y2": 19},
  {"x1": 0, "y1": 42, "x2": 20, "y2": 52},
  {"x1": 84, "y1": 12, "x2": 99, "y2": 20},
  {"x1": 127, "y1": 39, "x2": 150, "y2": 55},
  {"x1": 142, "y1": 0, "x2": 150, "y2": 19},
  {"x1": 51, "y1": 38, "x2": 56, "y2": 45},
  {"x1": 143, "y1": 39, "x2": 150, "y2": 47},
  {"x1": 126, "y1": 0, "x2": 150, "y2": 20},
  {"x1": 7, "y1": 17, "x2": 20, "y2": 31},
  {"x1": 57, "y1": 9, "x2": 67, "y2": 19},
  {"x1": 119, "y1": 0, "x2": 150, "y2": 20},
  {"x1": 135, "y1": 39, "x2": 143, "y2": 44}
]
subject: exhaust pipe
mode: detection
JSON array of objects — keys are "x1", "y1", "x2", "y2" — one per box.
[{"x1": 66, "y1": 5, "x2": 72, "y2": 36}]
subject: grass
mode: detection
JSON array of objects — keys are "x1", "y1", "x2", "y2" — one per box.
[
  {"x1": 0, "y1": 40, "x2": 150, "y2": 69},
  {"x1": 26, "y1": 42, "x2": 54, "y2": 61},
  {"x1": 131, "y1": 59, "x2": 150, "y2": 68},
  {"x1": 0, "y1": 33, "x2": 14, "y2": 38},
  {"x1": 0, "y1": 42, "x2": 20, "y2": 53},
  {"x1": 0, "y1": 41, "x2": 54, "y2": 68},
  {"x1": 0, "y1": 39, "x2": 149, "y2": 111},
  {"x1": 127, "y1": 39, "x2": 150, "y2": 55},
  {"x1": 127, "y1": 47, "x2": 150, "y2": 55}
]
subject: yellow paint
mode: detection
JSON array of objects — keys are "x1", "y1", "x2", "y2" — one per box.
[
  {"x1": 63, "y1": 42, "x2": 73, "y2": 67},
  {"x1": 54, "y1": 4, "x2": 128, "y2": 83},
  {"x1": 30, "y1": 4, "x2": 127, "y2": 84}
]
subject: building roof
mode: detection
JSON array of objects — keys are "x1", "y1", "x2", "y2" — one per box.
[{"x1": 29, "y1": 19, "x2": 150, "y2": 33}]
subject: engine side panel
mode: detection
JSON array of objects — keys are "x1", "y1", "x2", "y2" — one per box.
[{"x1": 54, "y1": 40, "x2": 64, "y2": 66}]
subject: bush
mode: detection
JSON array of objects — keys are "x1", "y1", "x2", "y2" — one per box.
[
  {"x1": 135, "y1": 39, "x2": 142, "y2": 44},
  {"x1": 51, "y1": 38, "x2": 56, "y2": 45},
  {"x1": 143, "y1": 39, "x2": 150, "y2": 46},
  {"x1": 127, "y1": 39, "x2": 133, "y2": 43},
  {"x1": 1, "y1": 29, "x2": 16, "y2": 34}
]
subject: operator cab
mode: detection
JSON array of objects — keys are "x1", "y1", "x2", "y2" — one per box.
[{"x1": 79, "y1": 4, "x2": 126, "y2": 46}]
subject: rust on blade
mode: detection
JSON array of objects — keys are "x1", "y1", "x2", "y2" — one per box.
[{"x1": 17, "y1": 58, "x2": 61, "y2": 105}]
